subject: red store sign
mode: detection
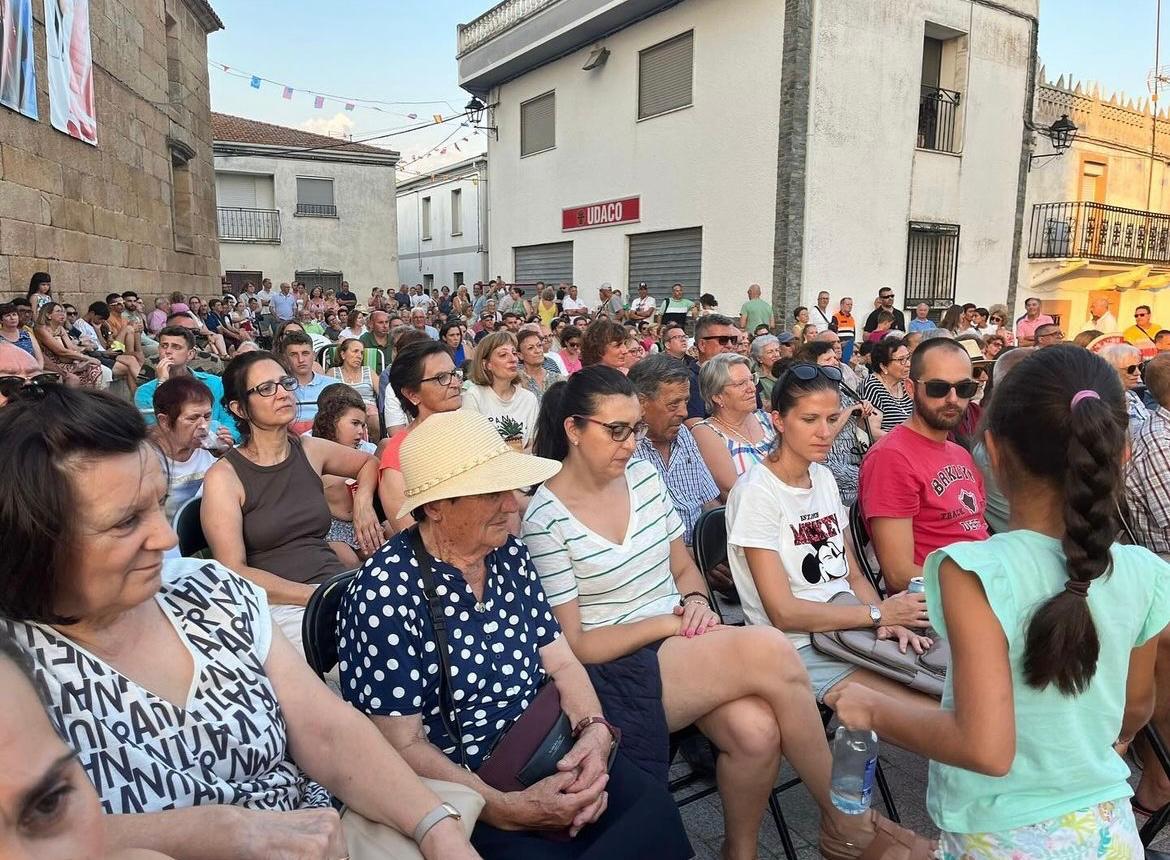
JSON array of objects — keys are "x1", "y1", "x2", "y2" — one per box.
[{"x1": 562, "y1": 196, "x2": 641, "y2": 232}]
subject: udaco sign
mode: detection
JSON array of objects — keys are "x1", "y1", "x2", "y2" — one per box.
[{"x1": 562, "y1": 196, "x2": 641, "y2": 232}]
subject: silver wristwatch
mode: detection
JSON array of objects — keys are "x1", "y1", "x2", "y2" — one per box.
[
  {"x1": 867, "y1": 604, "x2": 882, "y2": 627},
  {"x1": 412, "y1": 801, "x2": 462, "y2": 844}
]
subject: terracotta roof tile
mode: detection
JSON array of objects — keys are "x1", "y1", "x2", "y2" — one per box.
[{"x1": 210, "y1": 112, "x2": 397, "y2": 157}]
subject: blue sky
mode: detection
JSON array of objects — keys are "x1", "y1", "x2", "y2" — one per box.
[{"x1": 207, "y1": 0, "x2": 1165, "y2": 172}]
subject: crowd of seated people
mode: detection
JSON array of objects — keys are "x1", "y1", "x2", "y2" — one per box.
[{"x1": 5, "y1": 278, "x2": 1170, "y2": 859}]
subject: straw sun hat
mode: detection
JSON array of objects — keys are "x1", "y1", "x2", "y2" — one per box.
[{"x1": 396, "y1": 410, "x2": 561, "y2": 520}]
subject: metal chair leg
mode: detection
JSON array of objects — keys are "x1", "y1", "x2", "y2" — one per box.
[
  {"x1": 875, "y1": 759, "x2": 900, "y2": 824},
  {"x1": 767, "y1": 791, "x2": 799, "y2": 860},
  {"x1": 1138, "y1": 724, "x2": 1170, "y2": 846}
]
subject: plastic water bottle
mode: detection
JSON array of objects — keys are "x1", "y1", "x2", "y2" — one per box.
[{"x1": 830, "y1": 726, "x2": 878, "y2": 814}]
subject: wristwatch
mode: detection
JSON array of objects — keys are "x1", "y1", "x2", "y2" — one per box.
[
  {"x1": 867, "y1": 604, "x2": 882, "y2": 628},
  {"x1": 412, "y1": 802, "x2": 462, "y2": 845}
]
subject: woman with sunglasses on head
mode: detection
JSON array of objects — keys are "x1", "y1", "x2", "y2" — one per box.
[
  {"x1": 861, "y1": 337, "x2": 913, "y2": 435},
  {"x1": 725, "y1": 361, "x2": 935, "y2": 710},
  {"x1": 523, "y1": 366, "x2": 931, "y2": 860},
  {"x1": 832, "y1": 345, "x2": 1170, "y2": 860},
  {"x1": 1099, "y1": 343, "x2": 1149, "y2": 432},
  {"x1": 378, "y1": 338, "x2": 465, "y2": 533},
  {"x1": 692, "y1": 353, "x2": 777, "y2": 498},
  {"x1": 201, "y1": 351, "x2": 383, "y2": 657},
  {"x1": 794, "y1": 342, "x2": 880, "y2": 507}
]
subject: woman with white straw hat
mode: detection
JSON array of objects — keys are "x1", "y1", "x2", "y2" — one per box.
[{"x1": 338, "y1": 410, "x2": 692, "y2": 860}]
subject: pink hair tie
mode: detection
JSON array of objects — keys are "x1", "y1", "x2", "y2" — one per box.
[{"x1": 1070, "y1": 390, "x2": 1100, "y2": 409}]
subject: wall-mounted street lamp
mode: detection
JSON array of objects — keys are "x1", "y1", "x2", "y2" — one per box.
[
  {"x1": 464, "y1": 97, "x2": 498, "y2": 139},
  {"x1": 1029, "y1": 114, "x2": 1078, "y2": 167}
]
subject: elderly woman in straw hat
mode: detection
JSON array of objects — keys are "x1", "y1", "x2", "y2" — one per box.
[{"x1": 338, "y1": 410, "x2": 692, "y2": 860}]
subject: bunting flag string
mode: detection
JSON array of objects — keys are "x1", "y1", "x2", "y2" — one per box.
[{"x1": 209, "y1": 58, "x2": 459, "y2": 122}]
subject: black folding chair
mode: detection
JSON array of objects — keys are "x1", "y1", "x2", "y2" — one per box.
[
  {"x1": 301, "y1": 569, "x2": 359, "y2": 679},
  {"x1": 848, "y1": 499, "x2": 886, "y2": 597},
  {"x1": 691, "y1": 505, "x2": 733, "y2": 623},
  {"x1": 171, "y1": 496, "x2": 209, "y2": 558}
]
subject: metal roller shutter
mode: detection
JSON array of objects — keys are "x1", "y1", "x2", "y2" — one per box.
[
  {"x1": 217, "y1": 174, "x2": 259, "y2": 208},
  {"x1": 639, "y1": 32, "x2": 694, "y2": 120},
  {"x1": 514, "y1": 242, "x2": 573, "y2": 286},
  {"x1": 627, "y1": 227, "x2": 702, "y2": 302}
]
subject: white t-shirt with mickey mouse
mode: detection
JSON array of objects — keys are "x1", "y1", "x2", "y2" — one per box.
[{"x1": 726, "y1": 460, "x2": 852, "y2": 649}]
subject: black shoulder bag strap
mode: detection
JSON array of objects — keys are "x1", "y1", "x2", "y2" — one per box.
[{"x1": 409, "y1": 525, "x2": 470, "y2": 770}]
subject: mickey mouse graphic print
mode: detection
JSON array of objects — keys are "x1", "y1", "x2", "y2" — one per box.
[{"x1": 725, "y1": 460, "x2": 854, "y2": 649}]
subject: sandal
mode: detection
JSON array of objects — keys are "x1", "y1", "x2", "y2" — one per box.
[
  {"x1": 1132, "y1": 797, "x2": 1161, "y2": 818},
  {"x1": 820, "y1": 809, "x2": 935, "y2": 860}
]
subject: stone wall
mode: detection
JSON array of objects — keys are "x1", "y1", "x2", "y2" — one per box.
[{"x1": 0, "y1": 0, "x2": 220, "y2": 310}]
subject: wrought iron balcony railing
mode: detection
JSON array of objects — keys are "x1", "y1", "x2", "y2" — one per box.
[
  {"x1": 457, "y1": 0, "x2": 558, "y2": 56},
  {"x1": 295, "y1": 203, "x2": 338, "y2": 217},
  {"x1": 1028, "y1": 201, "x2": 1170, "y2": 265},
  {"x1": 217, "y1": 207, "x2": 281, "y2": 243},
  {"x1": 917, "y1": 86, "x2": 961, "y2": 153}
]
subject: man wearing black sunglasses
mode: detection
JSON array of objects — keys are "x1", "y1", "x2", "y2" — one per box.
[
  {"x1": 862, "y1": 287, "x2": 905, "y2": 335},
  {"x1": 859, "y1": 339, "x2": 989, "y2": 593},
  {"x1": 685, "y1": 314, "x2": 738, "y2": 421}
]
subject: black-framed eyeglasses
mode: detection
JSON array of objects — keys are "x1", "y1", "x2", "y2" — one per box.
[
  {"x1": 0, "y1": 372, "x2": 62, "y2": 399},
  {"x1": 565, "y1": 340, "x2": 581, "y2": 349},
  {"x1": 572, "y1": 415, "x2": 648, "y2": 442},
  {"x1": 879, "y1": 293, "x2": 894, "y2": 300},
  {"x1": 65, "y1": 309, "x2": 78, "y2": 316},
  {"x1": 1136, "y1": 313, "x2": 1151, "y2": 318},
  {"x1": 419, "y1": 369, "x2": 464, "y2": 387},
  {"x1": 915, "y1": 378, "x2": 980, "y2": 399},
  {"x1": 1123, "y1": 364, "x2": 1140, "y2": 375},
  {"x1": 246, "y1": 376, "x2": 299, "y2": 397},
  {"x1": 700, "y1": 335, "x2": 737, "y2": 346}
]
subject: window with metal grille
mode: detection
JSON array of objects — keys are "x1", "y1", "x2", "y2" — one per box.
[
  {"x1": 904, "y1": 222, "x2": 960, "y2": 307},
  {"x1": 639, "y1": 31, "x2": 694, "y2": 120},
  {"x1": 296, "y1": 177, "x2": 336, "y2": 217},
  {"x1": 520, "y1": 92, "x2": 555, "y2": 157}
]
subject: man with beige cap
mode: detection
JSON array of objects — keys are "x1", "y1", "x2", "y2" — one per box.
[{"x1": 337, "y1": 411, "x2": 692, "y2": 859}]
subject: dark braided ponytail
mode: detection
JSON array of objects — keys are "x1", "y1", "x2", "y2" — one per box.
[{"x1": 985, "y1": 345, "x2": 1127, "y2": 695}]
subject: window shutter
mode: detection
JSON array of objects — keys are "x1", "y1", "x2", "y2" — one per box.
[
  {"x1": 639, "y1": 32, "x2": 693, "y2": 119},
  {"x1": 296, "y1": 177, "x2": 334, "y2": 206},
  {"x1": 521, "y1": 92, "x2": 556, "y2": 156}
]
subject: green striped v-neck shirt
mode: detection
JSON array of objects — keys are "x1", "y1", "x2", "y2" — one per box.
[{"x1": 521, "y1": 459, "x2": 685, "y2": 631}]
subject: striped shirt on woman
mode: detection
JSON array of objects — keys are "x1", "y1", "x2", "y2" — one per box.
[{"x1": 521, "y1": 459, "x2": 684, "y2": 630}]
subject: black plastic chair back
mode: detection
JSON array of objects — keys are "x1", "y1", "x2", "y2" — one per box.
[
  {"x1": 172, "y1": 497, "x2": 208, "y2": 558},
  {"x1": 302, "y1": 569, "x2": 358, "y2": 679},
  {"x1": 848, "y1": 500, "x2": 885, "y2": 597}
]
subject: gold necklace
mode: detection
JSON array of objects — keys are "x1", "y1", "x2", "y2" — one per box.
[{"x1": 712, "y1": 413, "x2": 756, "y2": 444}]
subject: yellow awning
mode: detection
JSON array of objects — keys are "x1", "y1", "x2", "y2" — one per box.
[
  {"x1": 1029, "y1": 260, "x2": 1090, "y2": 290},
  {"x1": 1096, "y1": 266, "x2": 1152, "y2": 291},
  {"x1": 1137, "y1": 273, "x2": 1170, "y2": 291}
]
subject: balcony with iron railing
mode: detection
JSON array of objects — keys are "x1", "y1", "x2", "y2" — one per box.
[
  {"x1": 217, "y1": 207, "x2": 281, "y2": 243},
  {"x1": 917, "y1": 86, "x2": 961, "y2": 153},
  {"x1": 295, "y1": 203, "x2": 338, "y2": 217},
  {"x1": 1028, "y1": 201, "x2": 1170, "y2": 265}
]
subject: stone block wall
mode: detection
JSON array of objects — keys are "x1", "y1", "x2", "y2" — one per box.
[{"x1": 0, "y1": 0, "x2": 220, "y2": 310}]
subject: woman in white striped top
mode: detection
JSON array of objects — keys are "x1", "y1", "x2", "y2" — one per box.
[{"x1": 521, "y1": 366, "x2": 920, "y2": 860}]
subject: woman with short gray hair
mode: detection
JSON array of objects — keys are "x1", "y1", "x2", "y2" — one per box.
[
  {"x1": 693, "y1": 353, "x2": 777, "y2": 497},
  {"x1": 750, "y1": 334, "x2": 781, "y2": 402},
  {"x1": 1100, "y1": 342, "x2": 1149, "y2": 431}
]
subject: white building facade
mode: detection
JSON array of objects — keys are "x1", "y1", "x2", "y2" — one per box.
[
  {"x1": 212, "y1": 113, "x2": 400, "y2": 295},
  {"x1": 397, "y1": 156, "x2": 490, "y2": 291},
  {"x1": 457, "y1": 0, "x2": 1037, "y2": 320}
]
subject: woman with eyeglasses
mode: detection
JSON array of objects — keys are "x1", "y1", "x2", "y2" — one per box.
[
  {"x1": 379, "y1": 338, "x2": 465, "y2": 532},
  {"x1": 724, "y1": 357, "x2": 936, "y2": 704},
  {"x1": 985, "y1": 304, "x2": 1015, "y2": 345},
  {"x1": 201, "y1": 351, "x2": 383, "y2": 656},
  {"x1": 1100, "y1": 343, "x2": 1149, "y2": 431},
  {"x1": 692, "y1": 353, "x2": 777, "y2": 498},
  {"x1": 463, "y1": 330, "x2": 540, "y2": 451},
  {"x1": 557, "y1": 324, "x2": 583, "y2": 374},
  {"x1": 860, "y1": 337, "x2": 913, "y2": 435},
  {"x1": 523, "y1": 366, "x2": 930, "y2": 860}
]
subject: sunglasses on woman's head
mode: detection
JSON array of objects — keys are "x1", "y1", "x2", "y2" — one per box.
[
  {"x1": 0, "y1": 372, "x2": 62, "y2": 400},
  {"x1": 246, "y1": 376, "x2": 299, "y2": 397},
  {"x1": 776, "y1": 363, "x2": 843, "y2": 389}
]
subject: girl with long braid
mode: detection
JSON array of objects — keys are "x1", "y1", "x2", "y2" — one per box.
[{"x1": 830, "y1": 345, "x2": 1170, "y2": 859}]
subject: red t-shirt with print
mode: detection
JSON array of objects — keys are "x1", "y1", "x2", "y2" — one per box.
[{"x1": 859, "y1": 423, "x2": 989, "y2": 565}]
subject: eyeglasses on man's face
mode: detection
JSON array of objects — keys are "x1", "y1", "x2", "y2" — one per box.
[
  {"x1": 246, "y1": 376, "x2": 299, "y2": 397},
  {"x1": 573, "y1": 415, "x2": 649, "y2": 442}
]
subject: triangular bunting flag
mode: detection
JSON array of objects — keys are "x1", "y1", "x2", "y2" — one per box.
[
  {"x1": 282, "y1": 86, "x2": 293, "y2": 100},
  {"x1": 345, "y1": 103, "x2": 355, "y2": 111},
  {"x1": 250, "y1": 76, "x2": 261, "y2": 89},
  {"x1": 407, "y1": 113, "x2": 418, "y2": 120},
  {"x1": 314, "y1": 96, "x2": 325, "y2": 109},
  {"x1": 433, "y1": 113, "x2": 444, "y2": 124}
]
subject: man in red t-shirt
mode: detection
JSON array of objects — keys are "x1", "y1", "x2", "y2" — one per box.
[{"x1": 859, "y1": 338, "x2": 990, "y2": 592}]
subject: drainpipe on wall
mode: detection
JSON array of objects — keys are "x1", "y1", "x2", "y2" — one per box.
[{"x1": 989, "y1": 0, "x2": 1039, "y2": 314}]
